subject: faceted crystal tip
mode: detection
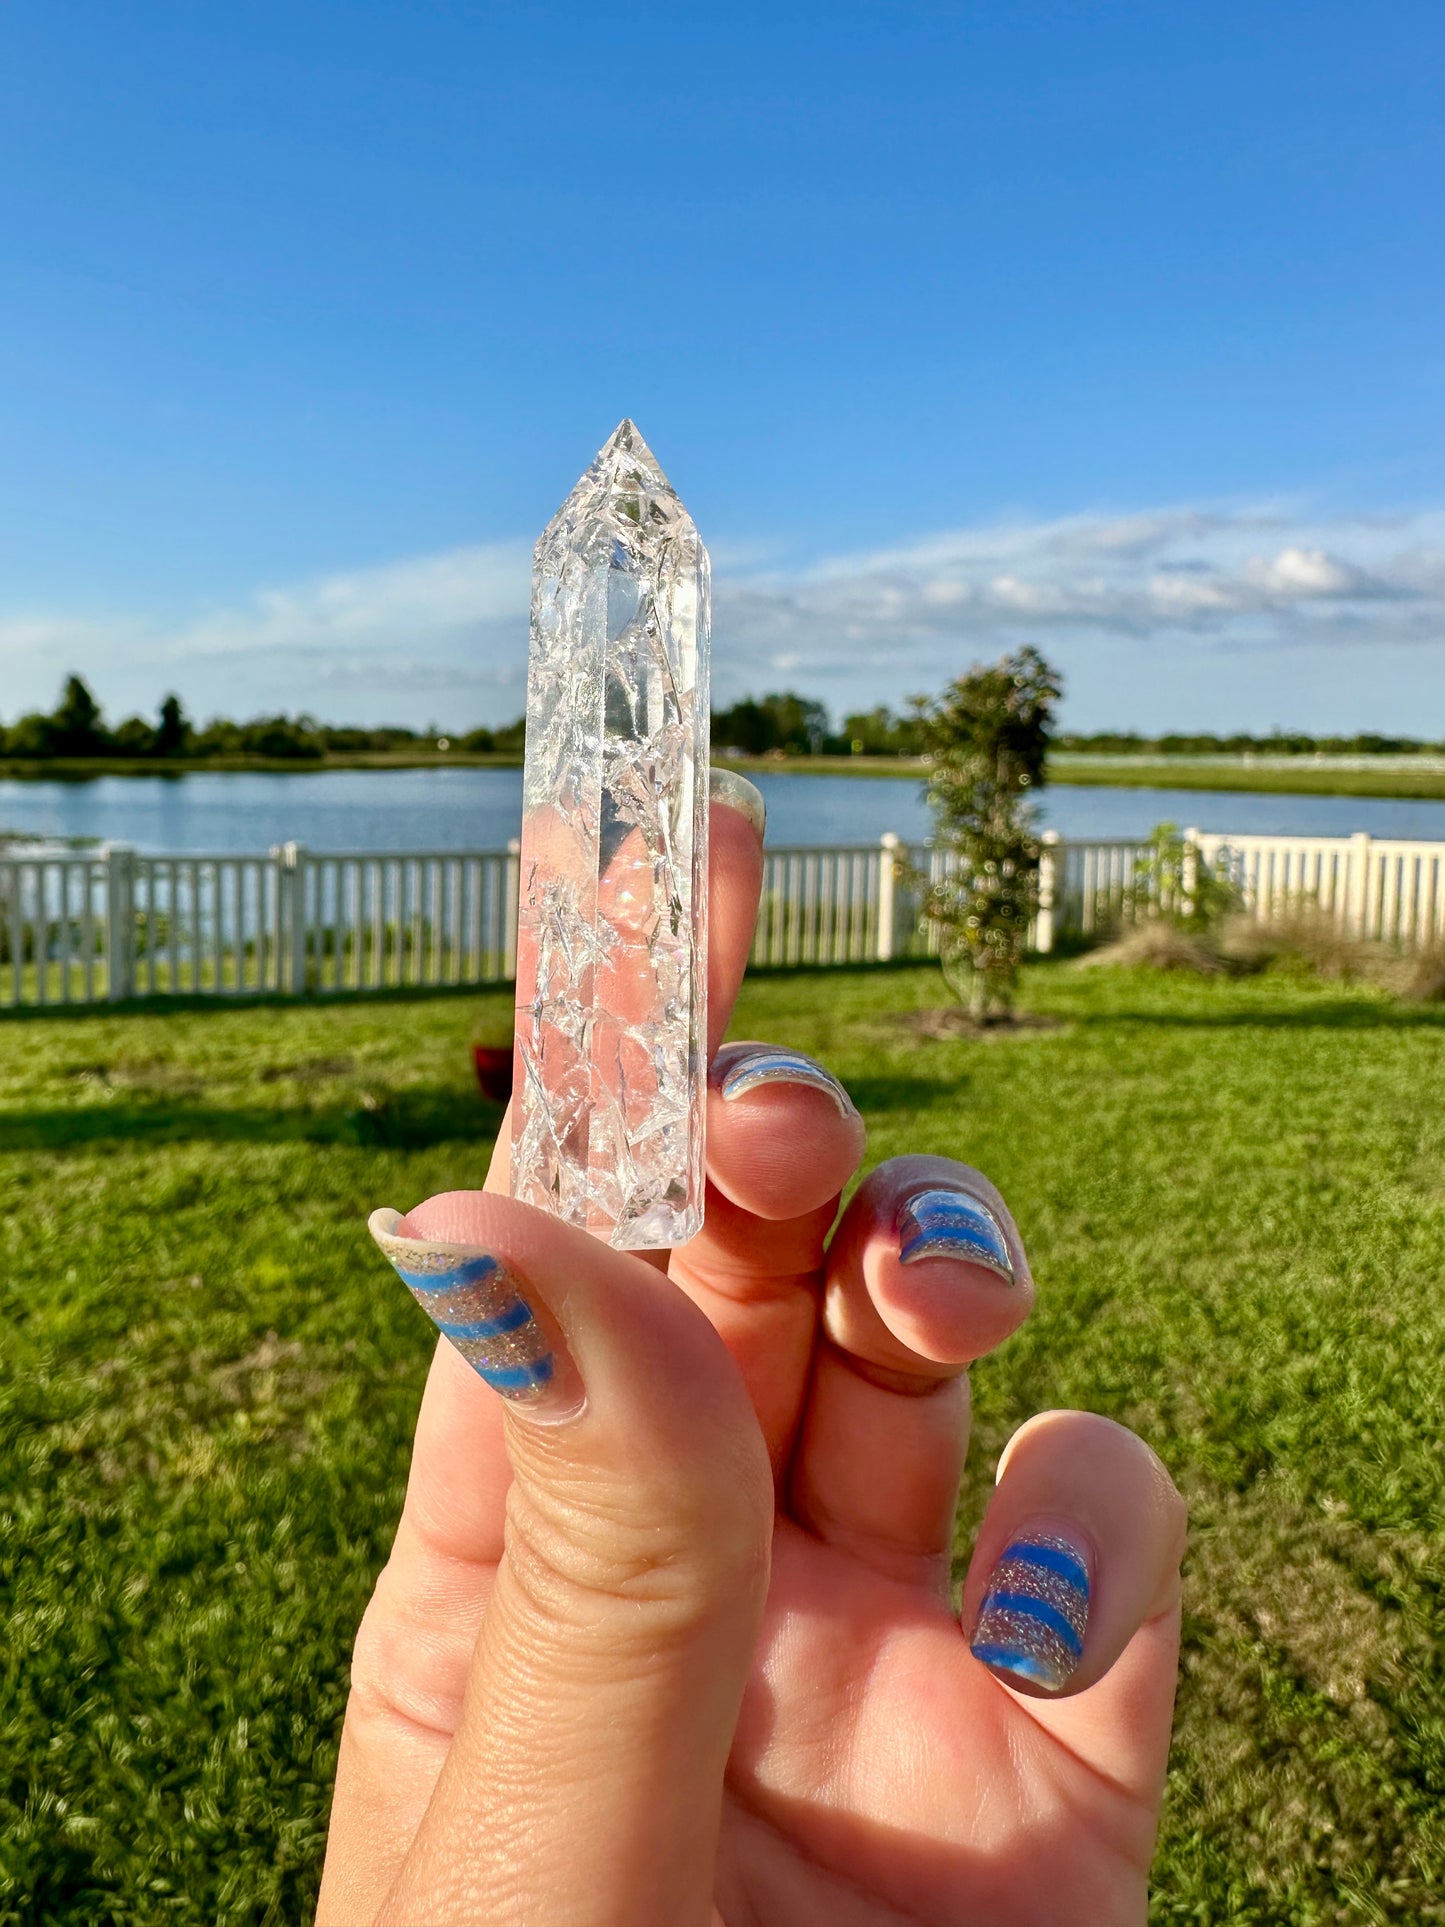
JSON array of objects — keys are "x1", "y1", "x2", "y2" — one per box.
[
  {"x1": 602, "y1": 417, "x2": 660, "y2": 471},
  {"x1": 591, "y1": 418, "x2": 673, "y2": 499},
  {"x1": 535, "y1": 420, "x2": 686, "y2": 559}
]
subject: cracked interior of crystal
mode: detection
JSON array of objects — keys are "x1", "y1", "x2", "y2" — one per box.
[{"x1": 511, "y1": 421, "x2": 710, "y2": 1248}]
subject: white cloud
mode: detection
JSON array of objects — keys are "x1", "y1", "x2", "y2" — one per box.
[
  {"x1": 0, "y1": 613, "x2": 141, "y2": 657},
  {"x1": 165, "y1": 539, "x2": 531, "y2": 663},
  {"x1": 0, "y1": 542, "x2": 532, "y2": 726},
  {"x1": 1145, "y1": 573, "x2": 1237, "y2": 616},
  {"x1": 712, "y1": 504, "x2": 1445, "y2": 697},
  {"x1": 1, "y1": 503, "x2": 1443, "y2": 730}
]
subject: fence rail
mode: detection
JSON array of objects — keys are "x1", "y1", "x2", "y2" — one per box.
[{"x1": 1, "y1": 828, "x2": 1442, "y2": 1010}]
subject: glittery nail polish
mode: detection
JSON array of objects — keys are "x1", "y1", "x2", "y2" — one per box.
[
  {"x1": 897, "y1": 1188, "x2": 1014, "y2": 1280},
  {"x1": 368, "y1": 1208, "x2": 582, "y2": 1420},
  {"x1": 717, "y1": 1046, "x2": 856, "y2": 1116},
  {"x1": 971, "y1": 1532, "x2": 1091, "y2": 1690}
]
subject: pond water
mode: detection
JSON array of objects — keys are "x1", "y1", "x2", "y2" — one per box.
[{"x1": 3, "y1": 767, "x2": 1445, "y2": 854}]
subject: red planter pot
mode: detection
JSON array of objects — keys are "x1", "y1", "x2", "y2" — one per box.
[{"x1": 471, "y1": 1042, "x2": 514, "y2": 1104}]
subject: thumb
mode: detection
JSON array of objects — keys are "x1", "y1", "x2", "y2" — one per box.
[{"x1": 368, "y1": 1191, "x2": 772, "y2": 1927}]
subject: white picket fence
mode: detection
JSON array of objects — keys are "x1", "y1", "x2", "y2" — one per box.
[{"x1": 0, "y1": 828, "x2": 1442, "y2": 1010}]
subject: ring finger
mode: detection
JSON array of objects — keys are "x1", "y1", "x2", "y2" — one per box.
[{"x1": 788, "y1": 1156, "x2": 1036, "y2": 1593}]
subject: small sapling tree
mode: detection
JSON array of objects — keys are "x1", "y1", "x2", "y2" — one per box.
[
  {"x1": 915, "y1": 645, "x2": 1061, "y2": 1019},
  {"x1": 1124, "y1": 822, "x2": 1241, "y2": 934}
]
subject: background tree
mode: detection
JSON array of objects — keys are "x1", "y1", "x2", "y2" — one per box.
[
  {"x1": 711, "y1": 697, "x2": 773, "y2": 755},
  {"x1": 916, "y1": 645, "x2": 1061, "y2": 1019},
  {"x1": 841, "y1": 704, "x2": 925, "y2": 756},
  {"x1": 50, "y1": 675, "x2": 108, "y2": 757},
  {"x1": 712, "y1": 690, "x2": 831, "y2": 755},
  {"x1": 112, "y1": 716, "x2": 156, "y2": 756},
  {"x1": 154, "y1": 694, "x2": 190, "y2": 758},
  {"x1": 2, "y1": 712, "x2": 60, "y2": 758},
  {"x1": 1124, "y1": 821, "x2": 1241, "y2": 933}
]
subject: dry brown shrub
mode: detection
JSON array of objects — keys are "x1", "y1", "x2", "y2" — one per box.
[
  {"x1": 1216, "y1": 903, "x2": 1384, "y2": 982},
  {"x1": 1372, "y1": 941, "x2": 1445, "y2": 1002},
  {"x1": 1076, "y1": 921, "x2": 1226, "y2": 974}
]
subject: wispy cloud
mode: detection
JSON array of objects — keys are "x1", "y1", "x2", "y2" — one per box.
[
  {"x1": 714, "y1": 504, "x2": 1445, "y2": 693},
  {"x1": 0, "y1": 541, "x2": 533, "y2": 723},
  {"x1": 2, "y1": 504, "x2": 1443, "y2": 727},
  {"x1": 163, "y1": 540, "x2": 532, "y2": 665}
]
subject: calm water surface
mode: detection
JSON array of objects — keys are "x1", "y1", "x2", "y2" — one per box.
[{"x1": 3, "y1": 767, "x2": 1445, "y2": 853}]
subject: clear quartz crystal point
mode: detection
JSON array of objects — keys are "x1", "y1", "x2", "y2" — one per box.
[{"x1": 511, "y1": 420, "x2": 710, "y2": 1249}]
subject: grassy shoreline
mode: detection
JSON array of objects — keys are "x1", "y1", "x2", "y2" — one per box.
[
  {"x1": 1048, "y1": 757, "x2": 1445, "y2": 801},
  {"x1": 0, "y1": 750, "x2": 526, "y2": 778},
  {"x1": 4, "y1": 750, "x2": 1445, "y2": 801}
]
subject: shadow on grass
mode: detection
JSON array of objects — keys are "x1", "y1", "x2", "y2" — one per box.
[
  {"x1": 737, "y1": 957, "x2": 941, "y2": 981},
  {"x1": 1078, "y1": 999, "x2": 1445, "y2": 1032},
  {"x1": 835, "y1": 1075, "x2": 971, "y2": 1113},
  {"x1": 0, "y1": 981, "x2": 503, "y2": 1024},
  {"x1": 0, "y1": 1086, "x2": 500, "y2": 1153}
]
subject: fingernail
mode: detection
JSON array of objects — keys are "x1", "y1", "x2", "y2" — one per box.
[
  {"x1": 368, "y1": 1208, "x2": 584, "y2": 1422},
  {"x1": 971, "y1": 1529, "x2": 1091, "y2": 1691},
  {"x1": 897, "y1": 1188, "x2": 1014, "y2": 1281},
  {"x1": 709, "y1": 767, "x2": 766, "y2": 842},
  {"x1": 716, "y1": 1045, "x2": 856, "y2": 1117}
]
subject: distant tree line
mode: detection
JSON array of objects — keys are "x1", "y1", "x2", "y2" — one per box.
[
  {"x1": 0, "y1": 677, "x2": 526, "y2": 762},
  {"x1": 0, "y1": 675, "x2": 1438, "y2": 764},
  {"x1": 712, "y1": 693, "x2": 925, "y2": 756},
  {"x1": 0, "y1": 677, "x2": 928, "y2": 763},
  {"x1": 1052, "y1": 729, "x2": 1441, "y2": 756}
]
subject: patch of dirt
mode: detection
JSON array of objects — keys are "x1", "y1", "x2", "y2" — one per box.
[
  {"x1": 899, "y1": 1009, "x2": 1065, "y2": 1041},
  {"x1": 64, "y1": 1059, "x2": 204, "y2": 1093},
  {"x1": 258, "y1": 1056, "x2": 356, "y2": 1084},
  {"x1": 226, "y1": 1330, "x2": 307, "y2": 1376}
]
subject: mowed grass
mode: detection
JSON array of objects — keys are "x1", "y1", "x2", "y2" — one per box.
[{"x1": 1, "y1": 966, "x2": 1442, "y2": 1925}]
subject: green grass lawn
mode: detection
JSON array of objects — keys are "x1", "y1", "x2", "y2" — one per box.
[{"x1": 2, "y1": 966, "x2": 1442, "y2": 1924}]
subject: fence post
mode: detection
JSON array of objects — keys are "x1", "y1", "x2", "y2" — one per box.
[
  {"x1": 1347, "y1": 831, "x2": 1372, "y2": 935},
  {"x1": 1181, "y1": 827, "x2": 1201, "y2": 925},
  {"x1": 104, "y1": 844, "x2": 137, "y2": 1002},
  {"x1": 1036, "y1": 830, "x2": 1060, "y2": 953},
  {"x1": 276, "y1": 842, "x2": 310, "y2": 993},
  {"x1": 877, "y1": 832, "x2": 900, "y2": 962},
  {"x1": 503, "y1": 838, "x2": 521, "y2": 979}
]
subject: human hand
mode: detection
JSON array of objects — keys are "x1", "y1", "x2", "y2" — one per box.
[{"x1": 318, "y1": 787, "x2": 1186, "y2": 1926}]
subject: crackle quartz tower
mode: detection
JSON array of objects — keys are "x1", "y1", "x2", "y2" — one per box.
[{"x1": 511, "y1": 421, "x2": 711, "y2": 1248}]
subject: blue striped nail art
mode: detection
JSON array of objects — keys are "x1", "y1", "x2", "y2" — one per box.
[
  {"x1": 897, "y1": 1188, "x2": 1014, "y2": 1279},
  {"x1": 367, "y1": 1208, "x2": 556, "y2": 1403},
  {"x1": 718, "y1": 1047, "x2": 855, "y2": 1116},
  {"x1": 971, "y1": 1533, "x2": 1090, "y2": 1690}
]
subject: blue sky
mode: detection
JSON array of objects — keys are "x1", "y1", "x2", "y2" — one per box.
[{"x1": 2, "y1": 1, "x2": 1443, "y2": 733}]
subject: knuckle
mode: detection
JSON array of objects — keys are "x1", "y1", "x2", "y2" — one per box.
[
  {"x1": 1150, "y1": 1455, "x2": 1189, "y2": 1559},
  {"x1": 502, "y1": 1440, "x2": 771, "y2": 1640},
  {"x1": 346, "y1": 1559, "x2": 481, "y2": 1739}
]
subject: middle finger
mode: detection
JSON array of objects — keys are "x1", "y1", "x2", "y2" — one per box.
[{"x1": 669, "y1": 1043, "x2": 867, "y2": 1473}]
